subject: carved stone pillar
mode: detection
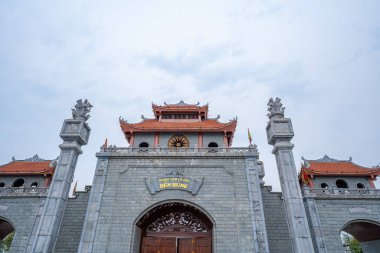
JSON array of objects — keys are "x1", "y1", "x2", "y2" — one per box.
[
  {"x1": 266, "y1": 97, "x2": 315, "y2": 253},
  {"x1": 29, "y1": 99, "x2": 92, "y2": 253},
  {"x1": 245, "y1": 145, "x2": 270, "y2": 253}
]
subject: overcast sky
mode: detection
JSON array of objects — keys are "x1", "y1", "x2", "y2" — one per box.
[{"x1": 1, "y1": 1, "x2": 380, "y2": 191}]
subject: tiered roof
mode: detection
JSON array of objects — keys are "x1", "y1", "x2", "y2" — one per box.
[
  {"x1": 120, "y1": 101, "x2": 237, "y2": 144},
  {"x1": 300, "y1": 155, "x2": 380, "y2": 176},
  {"x1": 152, "y1": 100, "x2": 209, "y2": 117},
  {"x1": 0, "y1": 155, "x2": 54, "y2": 175},
  {"x1": 120, "y1": 118, "x2": 237, "y2": 132}
]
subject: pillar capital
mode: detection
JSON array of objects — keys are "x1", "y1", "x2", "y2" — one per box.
[{"x1": 272, "y1": 141, "x2": 295, "y2": 154}]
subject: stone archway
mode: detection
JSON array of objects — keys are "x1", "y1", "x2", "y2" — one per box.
[
  {"x1": 341, "y1": 220, "x2": 380, "y2": 253},
  {"x1": 0, "y1": 218, "x2": 15, "y2": 252},
  {"x1": 137, "y1": 202, "x2": 212, "y2": 253}
]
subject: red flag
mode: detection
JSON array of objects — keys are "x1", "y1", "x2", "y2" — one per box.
[
  {"x1": 248, "y1": 128, "x2": 252, "y2": 145},
  {"x1": 301, "y1": 170, "x2": 310, "y2": 185}
]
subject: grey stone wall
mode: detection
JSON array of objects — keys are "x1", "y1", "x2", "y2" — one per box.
[
  {"x1": 312, "y1": 176, "x2": 371, "y2": 189},
  {"x1": 202, "y1": 133, "x2": 224, "y2": 147},
  {"x1": 86, "y1": 153, "x2": 258, "y2": 253},
  {"x1": 53, "y1": 189, "x2": 91, "y2": 253},
  {"x1": 133, "y1": 133, "x2": 155, "y2": 147},
  {"x1": 0, "y1": 175, "x2": 47, "y2": 188},
  {"x1": 305, "y1": 196, "x2": 380, "y2": 253},
  {"x1": 0, "y1": 197, "x2": 45, "y2": 253},
  {"x1": 261, "y1": 186, "x2": 292, "y2": 253},
  {"x1": 361, "y1": 240, "x2": 380, "y2": 253}
]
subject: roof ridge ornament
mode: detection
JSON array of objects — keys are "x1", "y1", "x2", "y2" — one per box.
[
  {"x1": 119, "y1": 116, "x2": 127, "y2": 123},
  {"x1": 72, "y1": 99, "x2": 93, "y2": 121},
  {"x1": 304, "y1": 155, "x2": 354, "y2": 163},
  {"x1": 25, "y1": 154, "x2": 45, "y2": 162},
  {"x1": 49, "y1": 156, "x2": 59, "y2": 168},
  {"x1": 301, "y1": 156, "x2": 311, "y2": 167},
  {"x1": 267, "y1": 97, "x2": 285, "y2": 119},
  {"x1": 316, "y1": 155, "x2": 339, "y2": 162},
  {"x1": 157, "y1": 101, "x2": 204, "y2": 107}
]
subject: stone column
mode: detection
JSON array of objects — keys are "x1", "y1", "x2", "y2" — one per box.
[
  {"x1": 77, "y1": 158, "x2": 110, "y2": 253},
  {"x1": 304, "y1": 197, "x2": 328, "y2": 253},
  {"x1": 244, "y1": 145, "x2": 270, "y2": 253},
  {"x1": 266, "y1": 97, "x2": 315, "y2": 253},
  {"x1": 29, "y1": 99, "x2": 92, "y2": 253}
]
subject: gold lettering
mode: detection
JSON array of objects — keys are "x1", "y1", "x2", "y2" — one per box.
[{"x1": 158, "y1": 177, "x2": 191, "y2": 190}]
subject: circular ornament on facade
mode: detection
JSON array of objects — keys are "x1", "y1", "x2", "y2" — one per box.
[{"x1": 168, "y1": 135, "x2": 189, "y2": 148}]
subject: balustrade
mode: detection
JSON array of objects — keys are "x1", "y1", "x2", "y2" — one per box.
[
  {"x1": 100, "y1": 147, "x2": 255, "y2": 154},
  {"x1": 0, "y1": 187, "x2": 48, "y2": 196},
  {"x1": 303, "y1": 187, "x2": 380, "y2": 197}
]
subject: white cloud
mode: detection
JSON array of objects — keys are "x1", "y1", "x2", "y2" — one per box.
[{"x1": 1, "y1": 0, "x2": 380, "y2": 191}]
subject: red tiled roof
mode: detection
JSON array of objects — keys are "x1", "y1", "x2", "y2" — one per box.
[
  {"x1": 0, "y1": 161, "x2": 54, "y2": 175},
  {"x1": 153, "y1": 105, "x2": 208, "y2": 111},
  {"x1": 301, "y1": 162, "x2": 380, "y2": 176},
  {"x1": 120, "y1": 119, "x2": 237, "y2": 133},
  {"x1": 152, "y1": 102, "x2": 209, "y2": 116}
]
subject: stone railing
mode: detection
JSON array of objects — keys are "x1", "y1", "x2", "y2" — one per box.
[
  {"x1": 0, "y1": 187, "x2": 49, "y2": 196},
  {"x1": 100, "y1": 147, "x2": 256, "y2": 154},
  {"x1": 303, "y1": 187, "x2": 380, "y2": 197}
]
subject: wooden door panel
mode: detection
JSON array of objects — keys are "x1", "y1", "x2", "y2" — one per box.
[
  {"x1": 141, "y1": 237, "x2": 159, "y2": 253},
  {"x1": 141, "y1": 236, "x2": 211, "y2": 253},
  {"x1": 178, "y1": 238, "x2": 193, "y2": 253},
  {"x1": 195, "y1": 237, "x2": 211, "y2": 253},
  {"x1": 159, "y1": 237, "x2": 176, "y2": 253}
]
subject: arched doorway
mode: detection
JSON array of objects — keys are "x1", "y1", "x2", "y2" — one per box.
[
  {"x1": 341, "y1": 220, "x2": 380, "y2": 253},
  {"x1": 0, "y1": 218, "x2": 15, "y2": 252},
  {"x1": 137, "y1": 202, "x2": 212, "y2": 253}
]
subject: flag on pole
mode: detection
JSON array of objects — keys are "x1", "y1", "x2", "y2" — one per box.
[
  {"x1": 102, "y1": 138, "x2": 108, "y2": 148},
  {"x1": 72, "y1": 181, "x2": 78, "y2": 196},
  {"x1": 301, "y1": 170, "x2": 310, "y2": 185},
  {"x1": 248, "y1": 128, "x2": 252, "y2": 145}
]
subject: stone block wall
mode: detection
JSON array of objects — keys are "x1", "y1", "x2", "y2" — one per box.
[
  {"x1": 133, "y1": 133, "x2": 155, "y2": 148},
  {"x1": 306, "y1": 196, "x2": 380, "y2": 253},
  {"x1": 0, "y1": 197, "x2": 45, "y2": 253},
  {"x1": 86, "y1": 153, "x2": 258, "y2": 253},
  {"x1": 261, "y1": 186, "x2": 292, "y2": 253},
  {"x1": 202, "y1": 133, "x2": 224, "y2": 147},
  {"x1": 53, "y1": 188, "x2": 91, "y2": 253}
]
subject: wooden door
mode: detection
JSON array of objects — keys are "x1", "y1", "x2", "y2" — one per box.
[
  {"x1": 178, "y1": 238, "x2": 193, "y2": 253},
  {"x1": 195, "y1": 237, "x2": 211, "y2": 253},
  {"x1": 141, "y1": 237, "x2": 176, "y2": 253},
  {"x1": 141, "y1": 237, "x2": 159, "y2": 253},
  {"x1": 159, "y1": 237, "x2": 176, "y2": 253}
]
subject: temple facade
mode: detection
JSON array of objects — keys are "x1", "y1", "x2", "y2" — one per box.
[{"x1": 0, "y1": 98, "x2": 379, "y2": 253}]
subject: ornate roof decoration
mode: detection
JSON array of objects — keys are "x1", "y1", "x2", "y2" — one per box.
[
  {"x1": 151, "y1": 101, "x2": 209, "y2": 115},
  {"x1": 162, "y1": 100, "x2": 201, "y2": 107},
  {"x1": 120, "y1": 101, "x2": 237, "y2": 146},
  {"x1": 72, "y1": 99, "x2": 93, "y2": 121},
  {"x1": 302, "y1": 155, "x2": 353, "y2": 164},
  {"x1": 267, "y1": 97, "x2": 285, "y2": 119},
  {"x1": 24, "y1": 154, "x2": 45, "y2": 162},
  {"x1": 300, "y1": 155, "x2": 380, "y2": 177},
  {"x1": 316, "y1": 155, "x2": 339, "y2": 162},
  {"x1": 0, "y1": 155, "x2": 55, "y2": 175},
  {"x1": 120, "y1": 118, "x2": 237, "y2": 132}
]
